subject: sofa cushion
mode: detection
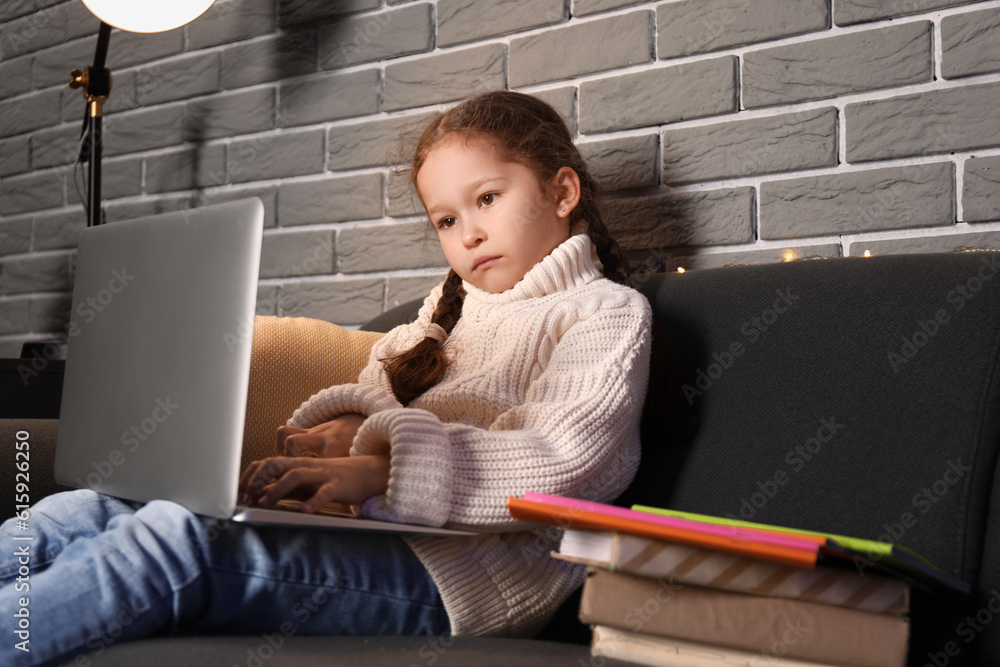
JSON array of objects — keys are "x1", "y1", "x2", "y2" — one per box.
[{"x1": 240, "y1": 316, "x2": 383, "y2": 471}]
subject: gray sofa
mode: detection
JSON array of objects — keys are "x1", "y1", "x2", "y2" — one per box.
[{"x1": 4, "y1": 250, "x2": 1000, "y2": 667}]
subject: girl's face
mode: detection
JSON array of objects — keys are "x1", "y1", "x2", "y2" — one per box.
[{"x1": 416, "y1": 136, "x2": 577, "y2": 293}]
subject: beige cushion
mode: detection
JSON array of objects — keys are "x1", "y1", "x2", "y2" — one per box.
[{"x1": 240, "y1": 316, "x2": 384, "y2": 472}]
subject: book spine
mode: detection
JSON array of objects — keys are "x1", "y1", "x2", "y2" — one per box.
[
  {"x1": 610, "y1": 533, "x2": 909, "y2": 616},
  {"x1": 579, "y1": 569, "x2": 908, "y2": 667}
]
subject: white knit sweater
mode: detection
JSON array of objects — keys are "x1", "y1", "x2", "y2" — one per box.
[{"x1": 287, "y1": 234, "x2": 652, "y2": 637}]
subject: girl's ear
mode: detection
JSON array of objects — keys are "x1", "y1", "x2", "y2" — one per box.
[{"x1": 553, "y1": 166, "x2": 582, "y2": 219}]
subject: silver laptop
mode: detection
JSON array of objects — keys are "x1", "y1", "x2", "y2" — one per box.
[{"x1": 54, "y1": 198, "x2": 471, "y2": 537}]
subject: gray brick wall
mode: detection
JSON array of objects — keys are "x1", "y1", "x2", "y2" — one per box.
[{"x1": 2, "y1": 0, "x2": 1000, "y2": 356}]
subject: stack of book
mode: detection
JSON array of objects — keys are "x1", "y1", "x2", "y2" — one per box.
[{"x1": 507, "y1": 493, "x2": 970, "y2": 667}]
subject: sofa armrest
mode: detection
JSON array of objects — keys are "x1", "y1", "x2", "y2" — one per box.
[{"x1": 1, "y1": 419, "x2": 73, "y2": 520}]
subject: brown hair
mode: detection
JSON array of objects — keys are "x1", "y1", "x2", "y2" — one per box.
[{"x1": 383, "y1": 90, "x2": 632, "y2": 406}]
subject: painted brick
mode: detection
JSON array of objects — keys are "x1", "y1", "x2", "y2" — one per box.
[
  {"x1": 0, "y1": 253, "x2": 71, "y2": 295},
  {"x1": 184, "y1": 88, "x2": 275, "y2": 142},
  {"x1": 103, "y1": 105, "x2": 186, "y2": 157},
  {"x1": 0, "y1": 136, "x2": 30, "y2": 177},
  {"x1": 743, "y1": 22, "x2": 932, "y2": 108},
  {"x1": 28, "y1": 293, "x2": 71, "y2": 333},
  {"x1": 0, "y1": 3, "x2": 67, "y2": 58},
  {"x1": 846, "y1": 81, "x2": 1000, "y2": 162},
  {"x1": 386, "y1": 274, "x2": 446, "y2": 310},
  {"x1": 0, "y1": 55, "x2": 32, "y2": 99},
  {"x1": 277, "y1": 173, "x2": 384, "y2": 226},
  {"x1": 65, "y1": 1, "x2": 100, "y2": 41},
  {"x1": 848, "y1": 233, "x2": 1000, "y2": 256},
  {"x1": 0, "y1": 295, "x2": 31, "y2": 335},
  {"x1": 388, "y1": 168, "x2": 424, "y2": 217},
  {"x1": 103, "y1": 194, "x2": 195, "y2": 225},
  {"x1": 145, "y1": 144, "x2": 228, "y2": 194},
  {"x1": 279, "y1": 277, "x2": 385, "y2": 326},
  {"x1": 0, "y1": 170, "x2": 63, "y2": 215},
  {"x1": 383, "y1": 44, "x2": 505, "y2": 112},
  {"x1": 33, "y1": 208, "x2": 86, "y2": 251},
  {"x1": 221, "y1": 31, "x2": 317, "y2": 90},
  {"x1": 319, "y1": 3, "x2": 434, "y2": 70},
  {"x1": 195, "y1": 187, "x2": 278, "y2": 229},
  {"x1": 657, "y1": 0, "x2": 829, "y2": 59},
  {"x1": 99, "y1": 157, "x2": 144, "y2": 201},
  {"x1": 0, "y1": 0, "x2": 62, "y2": 23},
  {"x1": 509, "y1": 11, "x2": 652, "y2": 88},
  {"x1": 531, "y1": 86, "x2": 577, "y2": 137},
  {"x1": 642, "y1": 243, "x2": 843, "y2": 273},
  {"x1": 602, "y1": 187, "x2": 755, "y2": 250},
  {"x1": 106, "y1": 28, "x2": 184, "y2": 70},
  {"x1": 279, "y1": 0, "x2": 381, "y2": 28},
  {"x1": 134, "y1": 52, "x2": 221, "y2": 106},
  {"x1": 225, "y1": 128, "x2": 326, "y2": 185},
  {"x1": 437, "y1": 0, "x2": 566, "y2": 48},
  {"x1": 964, "y1": 156, "x2": 1000, "y2": 222},
  {"x1": 327, "y1": 111, "x2": 438, "y2": 170},
  {"x1": 256, "y1": 284, "x2": 279, "y2": 316},
  {"x1": 186, "y1": 0, "x2": 276, "y2": 51},
  {"x1": 760, "y1": 163, "x2": 954, "y2": 240},
  {"x1": 579, "y1": 57, "x2": 737, "y2": 134},
  {"x1": 942, "y1": 7, "x2": 1000, "y2": 79},
  {"x1": 260, "y1": 230, "x2": 335, "y2": 278},
  {"x1": 662, "y1": 108, "x2": 839, "y2": 186},
  {"x1": 1, "y1": 302, "x2": 34, "y2": 347},
  {"x1": 278, "y1": 69, "x2": 379, "y2": 127},
  {"x1": 30, "y1": 124, "x2": 81, "y2": 170},
  {"x1": 0, "y1": 89, "x2": 62, "y2": 139},
  {"x1": 835, "y1": 0, "x2": 980, "y2": 26},
  {"x1": 338, "y1": 222, "x2": 447, "y2": 273},
  {"x1": 574, "y1": 0, "x2": 646, "y2": 16},
  {"x1": 0, "y1": 216, "x2": 32, "y2": 256},
  {"x1": 577, "y1": 133, "x2": 659, "y2": 193},
  {"x1": 31, "y1": 37, "x2": 93, "y2": 90}
]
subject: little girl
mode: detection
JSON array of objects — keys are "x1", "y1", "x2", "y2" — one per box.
[{"x1": 0, "y1": 90, "x2": 652, "y2": 664}]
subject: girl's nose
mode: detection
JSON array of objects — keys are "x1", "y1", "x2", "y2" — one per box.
[{"x1": 463, "y1": 220, "x2": 486, "y2": 246}]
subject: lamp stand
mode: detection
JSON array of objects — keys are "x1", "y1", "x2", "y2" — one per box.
[{"x1": 69, "y1": 21, "x2": 113, "y2": 228}]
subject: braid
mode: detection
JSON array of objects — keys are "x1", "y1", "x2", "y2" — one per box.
[
  {"x1": 383, "y1": 270, "x2": 466, "y2": 405},
  {"x1": 574, "y1": 167, "x2": 631, "y2": 287}
]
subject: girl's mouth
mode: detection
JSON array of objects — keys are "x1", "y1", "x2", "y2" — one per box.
[{"x1": 474, "y1": 256, "x2": 501, "y2": 271}]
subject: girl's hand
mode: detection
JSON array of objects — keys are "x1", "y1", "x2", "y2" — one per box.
[
  {"x1": 275, "y1": 413, "x2": 366, "y2": 459},
  {"x1": 238, "y1": 455, "x2": 390, "y2": 513}
]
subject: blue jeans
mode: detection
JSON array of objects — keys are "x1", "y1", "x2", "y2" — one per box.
[{"x1": 0, "y1": 489, "x2": 450, "y2": 667}]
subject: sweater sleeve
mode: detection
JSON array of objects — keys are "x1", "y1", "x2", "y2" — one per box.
[
  {"x1": 286, "y1": 283, "x2": 446, "y2": 429},
  {"x1": 349, "y1": 294, "x2": 652, "y2": 530}
]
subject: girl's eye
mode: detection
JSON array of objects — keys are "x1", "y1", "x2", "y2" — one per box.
[
  {"x1": 437, "y1": 217, "x2": 456, "y2": 230},
  {"x1": 480, "y1": 193, "x2": 498, "y2": 207}
]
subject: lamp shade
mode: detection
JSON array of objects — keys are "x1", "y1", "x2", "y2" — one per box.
[{"x1": 82, "y1": 0, "x2": 215, "y2": 33}]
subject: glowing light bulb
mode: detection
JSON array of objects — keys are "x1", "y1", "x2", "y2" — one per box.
[
  {"x1": 783, "y1": 251, "x2": 795, "y2": 262},
  {"x1": 677, "y1": 267, "x2": 686, "y2": 273},
  {"x1": 82, "y1": 0, "x2": 215, "y2": 32},
  {"x1": 864, "y1": 250, "x2": 871, "y2": 257}
]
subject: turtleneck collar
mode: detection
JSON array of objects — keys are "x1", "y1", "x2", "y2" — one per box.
[{"x1": 461, "y1": 234, "x2": 603, "y2": 305}]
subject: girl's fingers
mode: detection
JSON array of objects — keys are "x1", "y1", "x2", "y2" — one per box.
[{"x1": 256, "y1": 459, "x2": 327, "y2": 508}]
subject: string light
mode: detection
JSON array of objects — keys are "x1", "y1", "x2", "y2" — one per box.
[
  {"x1": 863, "y1": 250, "x2": 871, "y2": 257},
  {"x1": 783, "y1": 251, "x2": 795, "y2": 262},
  {"x1": 677, "y1": 267, "x2": 686, "y2": 273}
]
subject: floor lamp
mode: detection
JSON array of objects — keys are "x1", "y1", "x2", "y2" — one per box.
[{"x1": 71, "y1": 1, "x2": 216, "y2": 227}]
